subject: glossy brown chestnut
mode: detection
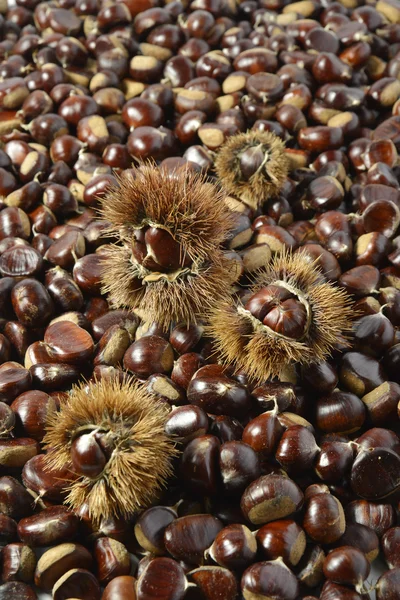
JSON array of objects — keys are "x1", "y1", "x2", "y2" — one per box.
[
  {"x1": 18, "y1": 506, "x2": 79, "y2": 547},
  {"x1": 1, "y1": 542, "x2": 36, "y2": 583},
  {"x1": 219, "y1": 441, "x2": 260, "y2": 495},
  {"x1": 134, "y1": 506, "x2": 177, "y2": 556},
  {"x1": 296, "y1": 544, "x2": 326, "y2": 589},
  {"x1": 188, "y1": 566, "x2": 238, "y2": 600},
  {"x1": 208, "y1": 524, "x2": 256, "y2": 571},
  {"x1": 181, "y1": 434, "x2": 220, "y2": 496},
  {"x1": 187, "y1": 366, "x2": 251, "y2": 419},
  {"x1": 350, "y1": 447, "x2": 400, "y2": 500},
  {"x1": 164, "y1": 513, "x2": 223, "y2": 567},
  {"x1": 0, "y1": 476, "x2": 34, "y2": 519},
  {"x1": 315, "y1": 391, "x2": 366, "y2": 434},
  {"x1": 11, "y1": 390, "x2": 56, "y2": 441},
  {"x1": 315, "y1": 440, "x2": 354, "y2": 484},
  {"x1": 275, "y1": 425, "x2": 319, "y2": 472},
  {"x1": 345, "y1": 500, "x2": 395, "y2": 537},
  {"x1": 136, "y1": 558, "x2": 186, "y2": 600},
  {"x1": 94, "y1": 537, "x2": 130, "y2": 585},
  {"x1": 241, "y1": 474, "x2": 304, "y2": 525},
  {"x1": 44, "y1": 321, "x2": 94, "y2": 365},
  {"x1": 52, "y1": 568, "x2": 101, "y2": 600},
  {"x1": 164, "y1": 405, "x2": 209, "y2": 444},
  {"x1": 11, "y1": 279, "x2": 54, "y2": 328},
  {"x1": 241, "y1": 560, "x2": 299, "y2": 600},
  {"x1": 0, "y1": 362, "x2": 32, "y2": 403},
  {"x1": 376, "y1": 568, "x2": 400, "y2": 600},
  {"x1": 102, "y1": 576, "x2": 137, "y2": 600},
  {"x1": 340, "y1": 352, "x2": 386, "y2": 397},
  {"x1": 34, "y1": 543, "x2": 93, "y2": 591},
  {"x1": 335, "y1": 523, "x2": 379, "y2": 564},
  {"x1": 323, "y1": 545, "x2": 370, "y2": 587},
  {"x1": 257, "y1": 519, "x2": 306, "y2": 567},
  {"x1": 361, "y1": 382, "x2": 400, "y2": 426},
  {"x1": 303, "y1": 494, "x2": 346, "y2": 544},
  {"x1": 0, "y1": 582, "x2": 36, "y2": 600},
  {"x1": 382, "y1": 527, "x2": 400, "y2": 568},
  {"x1": 123, "y1": 335, "x2": 174, "y2": 378}
]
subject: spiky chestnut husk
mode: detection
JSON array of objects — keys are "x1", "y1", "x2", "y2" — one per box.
[
  {"x1": 207, "y1": 251, "x2": 354, "y2": 383},
  {"x1": 43, "y1": 377, "x2": 177, "y2": 523},
  {"x1": 214, "y1": 130, "x2": 290, "y2": 210},
  {"x1": 99, "y1": 164, "x2": 237, "y2": 327}
]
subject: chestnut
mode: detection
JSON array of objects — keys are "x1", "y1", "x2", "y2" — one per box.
[
  {"x1": 340, "y1": 352, "x2": 386, "y2": 397},
  {"x1": 241, "y1": 560, "x2": 299, "y2": 600},
  {"x1": 102, "y1": 576, "x2": 137, "y2": 600},
  {"x1": 18, "y1": 506, "x2": 79, "y2": 547},
  {"x1": 0, "y1": 476, "x2": 34, "y2": 519},
  {"x1": 376, "y1": 568, "x2": 400, "y2": 600},
  {"x1": 94, "y1": 537, "x2": 130, "y2": 585},
  {"x1": 124, "y1": 335, "x2": 174, "y2": 378},
  {"x1": 241, "y1": 474, "x2": 304, "y2": 525},
  {"x1": 1, "y1": 543, "x2": 36, "y2": 583},
  {"x1": 209, "y1": 524, "x2": 256, "y2": 571},
  {"x1": 188, "y1": 566, "x2": 238, "y2": 600},
  {"x1": 34, "y1": 543, "x2": 93, "y2": 591},
  {"x1": 361, "y1": 382, "x2": 400, "y2": 426},
  {"x1": 336, "y1": 523, "x2": 379, "y2": 564},
  {"x1": 187, "y1": 365, "x2": 252, "y2": 419},
  {"x1": 275, "y1": 425, "x2": 319, "y2": 472},
  {"x1": 323, "y1": 545, "x2": 370, "y2": 588},
  {"x1": 219, "y1": 440, "x2": 260, "y2": 494},
  {"x1": 0, "y1": 362, "x2": 32, "y2": 404},
  {"x1": 296, "y1": 544, "x2": 326, "y2": 589},
  {"x1": 303, "y1": 493, "x2": 346, "y2": 544},
  {"x1": 164, "y1": 514, "x2": 223, "y2": 565},
  {"x1": 137, "y1": 558, "x2": 186, "y2": 600},
  {"x1": 134, "y1": 506, "x2": 177, "y2": 556},
  {"x1": 256, "y1": 519, "x2": 306, "y2": 567},
  {"x1": 11, "y1": 390, "x2": 56, "y2": 441},
  {"x1": 350, "y1": 446, "x2": 400, "y2": 501},
  {"x1": 382, "y1": 527, "x2": 400, "y2": 568},
  {"x1": 354, "y1": 313, "x2": 395, "y2": 358},
  {"x1": 180, "y1": 434, "x2": 220, "y2": 496},
  {"x1": 315, "y1": 440, "x2": 354, "y2": 484},
  {"x1": 315, "y1": 390, "x2": 366, "y2": 434},
  {"x1": 345, "y1": 500, "x2": 395, "y2": 537},
  {"x1": 52, "y1": 568, "x2": 101, "y2": 600},
  {"x1": 0, "y1": 582, "x2": 37, "y2": 599}
]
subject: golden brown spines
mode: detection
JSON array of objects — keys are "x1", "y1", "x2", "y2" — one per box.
[
  {"x1": 99, "y1": 164, "x2": 237, "y2": 327},
  {"x1": 214, "y1": 130, "x2": 290, "y2": 210},
  {"x1": 208, "y1": 251, "x2": 354, "y2": 383},
  {"x1": 43, "y1": 377, "x2": 177, "y2": 523}
]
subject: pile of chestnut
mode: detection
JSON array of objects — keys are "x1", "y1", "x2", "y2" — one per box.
[{"x1": 1, "y1": 0, "x2": 400, "y2": 598}]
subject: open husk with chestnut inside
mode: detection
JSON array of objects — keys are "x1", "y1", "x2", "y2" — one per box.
[
  {"x1": 208, "y1": 251, "x2": 354, "y2": 382},
  {"x1": 214, "y1": 130, "x2": 290, "y2": 210},
  {"x1": 43, "y1": 377, "x2": 178, "y2": 524},
  {"x1": 99, "y1": 164, "x2": 238, "y2": 328}
]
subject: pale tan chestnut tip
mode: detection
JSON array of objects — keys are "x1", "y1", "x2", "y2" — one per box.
[
  {"x1": 99, "y1": 163, "x2": 238, "y2": 327},
  {"x1": 43, "y1": 377, "x2": 178, "y2": 523},
  {"x1": 214, "y1": 130, "x2": 290, "y2": 210},
  {"x1": 207, "y1": 250, "x2": 355, "y2": 383}
]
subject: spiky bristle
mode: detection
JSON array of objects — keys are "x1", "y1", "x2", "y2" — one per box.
[
  {"x1": 100, "y1": 245, "x2": 236, "y2": 327},
  {"x1": 207, "y1": 251, "x2": 354, "y2": 383},
  {"x1": 43, "y1": 377, "x2": 178, "y2": 523},
  {"x1": 98, "y1": 164, "x2": 237, "y2": 325},
  {"x1": 99, "y1": 163, "x2": 235, "y2": 262},
  {"x1": 214, "y1": 130, "x2": 290, "y2": 209}
]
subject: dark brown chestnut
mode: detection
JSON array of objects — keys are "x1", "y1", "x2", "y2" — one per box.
[
  {"x1": 241, "y1": 560, "x2": 299, "y2": 600},
  {"x1": 241, "y1": 474, "x2": 303, "y2": 525}
]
